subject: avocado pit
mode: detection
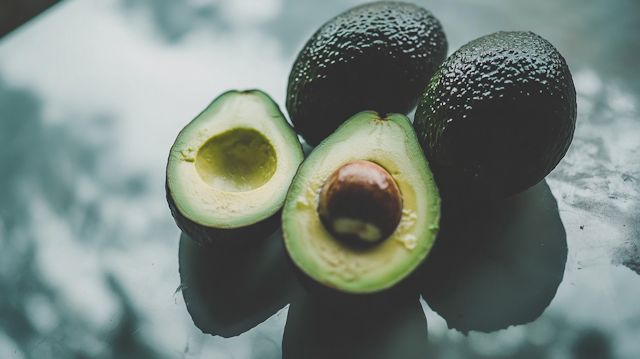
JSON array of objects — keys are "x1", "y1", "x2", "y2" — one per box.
[{"x1": 318, "y1": 160, "x2": 402, "y2": 245}]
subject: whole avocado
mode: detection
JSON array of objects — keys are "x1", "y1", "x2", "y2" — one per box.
[
  {"x1": 287, "y1": 1, "x2": 447, "y2": 146},
  {"x1": 414, "y1": 31, "x2": 577, "y2": 199}
]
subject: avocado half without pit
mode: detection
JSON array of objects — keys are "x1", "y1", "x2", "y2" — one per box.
[
  {"x1": 282, "y1": 111, "x2": 440, "y2": 305},
  {"x1": 166, "y1": 90, "x2": 304, "y2": 246}
]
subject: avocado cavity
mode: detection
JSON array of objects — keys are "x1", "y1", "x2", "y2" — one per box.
[{"x1": 195, "y1": 128, "x2": 277, "y2": 193}]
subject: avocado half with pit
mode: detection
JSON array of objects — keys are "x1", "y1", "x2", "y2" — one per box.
[
  {"x1": 282, "y1": 111, "x2": 440, "y2": 306},
  {"x1": 166, "y1": 90, "x2": 304, "y2": 246}
]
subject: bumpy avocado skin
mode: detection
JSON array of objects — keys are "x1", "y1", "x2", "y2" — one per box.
[
  {"x1": 414, "y1": 31, "x2": 576, "y2": 199},
  {"x1": 287, "y1": 1, "x2": 447, "y2": 146}
]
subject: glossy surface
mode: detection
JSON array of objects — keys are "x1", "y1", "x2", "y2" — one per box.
[{"x1": 0, "y1": 0, "x2": 639, "y2": 358}]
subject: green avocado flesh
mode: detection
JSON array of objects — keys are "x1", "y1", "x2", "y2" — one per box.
[
  {"x1": 414, "y1": 31, "x2": 576, "y2": 199},
  {"x1": 286, "y1": 1, "x2": 447, "y2": 146},
  {"x1": 283, "y1": 111, "x2": 440, "y2": 294},
  {"x1": 166, "y1": 90, "x2": 303, "y2": 244}
]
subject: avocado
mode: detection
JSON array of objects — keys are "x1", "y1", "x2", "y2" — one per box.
[
  {"x1": 166, "y1": 90, "x2": 304, "y2": 246},
  {"x1": 282, "y1": 111, "x2": 440, "y2": 306},
  {"x1": 286, "y1": 2, "x2": 448, "y2": 146},
  {"x1": 414, "y1": 31, "x2": 576, "y2": 199}
]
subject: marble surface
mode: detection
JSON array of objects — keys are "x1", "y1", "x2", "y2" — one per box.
[{"x1": 0, "y1": 0, "x2": 638, "y2": 358}]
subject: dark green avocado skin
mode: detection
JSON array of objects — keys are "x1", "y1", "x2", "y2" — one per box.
[
  {"x1": 414, "y1": 31, "x2": 576, "y2": 199},
  {"x1": 287, "y1": 1, "x2": 447, "y2": 146}
]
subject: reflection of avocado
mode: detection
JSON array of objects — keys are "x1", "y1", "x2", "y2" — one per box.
[
  {"x1": 414, "y1": 31, "x2": 576, "y2": 199},
  {"x1": 166, "y1": 90, "x2": 303, "y2": 246},
  {"x1": 282, "y1": 111, "x2": 440, "y2": 304},
  {"x1": 283, "y1": 292, "x2": 428, "y2": 359},
  {"x1": 179, "y1": 230, "x2": 302, "y2": 338},
  {"x1": 420, "y1": 180, "x2": 567, "y2": 333},
  {"x1": 287, "y1": 2, "x2": 447, "y2": 146}
]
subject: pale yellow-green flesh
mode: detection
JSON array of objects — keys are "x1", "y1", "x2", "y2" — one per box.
[
  {"x1": 283, "y1": 112, "x2": 440, "y2": 294},
  {"x1": 167, "y1": 90, "x2": 303, "y2": 228}
]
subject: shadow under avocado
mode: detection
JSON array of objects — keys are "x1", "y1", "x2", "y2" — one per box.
[
  {"x1": 282, "y1": 291, "x2": 429, "y2": 359},
  {"x1": 178, "y1": 228, "x2": 303, "y2": 338},
  {"x1": 420, "y1": 180, "x2": 568, "y2": 334}
]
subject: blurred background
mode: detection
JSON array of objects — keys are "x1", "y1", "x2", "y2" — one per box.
[{"x1": 0, "y1": 0, "x2": 639, "y2": 358}]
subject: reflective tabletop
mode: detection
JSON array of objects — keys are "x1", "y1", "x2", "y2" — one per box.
[{"x1": 1, "y1": 0, "x2": 639, "y2": 358}]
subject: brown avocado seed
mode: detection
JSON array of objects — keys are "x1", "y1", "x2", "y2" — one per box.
[{"x1": 318, "y1": 160, "x2": 403, "y2": 245}]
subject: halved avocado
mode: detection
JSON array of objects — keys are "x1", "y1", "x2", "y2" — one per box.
[
  {"x1": 166, "y1": 90, "x2": 304, "y2": 246},
  {"x1": 282, "y1": 111, "x2": 440, "y2": 305}
]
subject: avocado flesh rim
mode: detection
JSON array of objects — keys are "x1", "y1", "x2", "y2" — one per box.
[
  {"x1": 167, "y1": 90, "x2": 303, "y2": 229},
  {"x1": 283, "y1": 111, "x2": 440, "y2": 294}
]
